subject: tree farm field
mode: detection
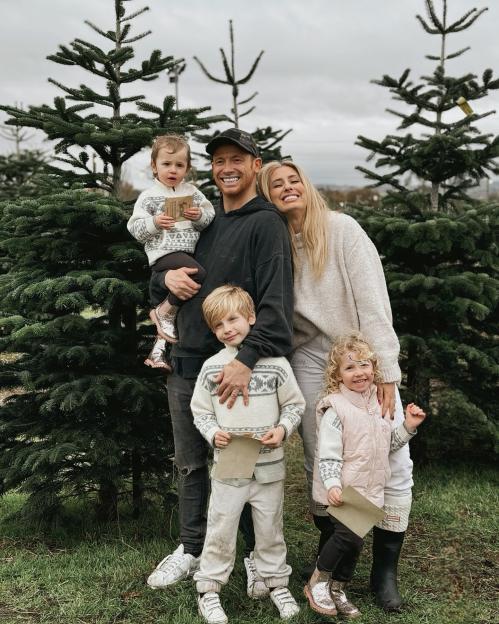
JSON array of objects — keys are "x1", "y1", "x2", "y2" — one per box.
[{"x1": 0, "y1": 434, "x2": 496, "y2": 624}]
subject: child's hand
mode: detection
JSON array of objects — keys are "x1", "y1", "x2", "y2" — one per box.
[
  {"x1": 404, "y1": 402, "x2": 426, "y2": 431},
  {"x1": 154, "y1": 214, "x2": 175, "y2": 230},
  {"x1": 214, "y1": 430, "x2": 231, "y2": 448},
  {"x1": 183, "y1": 206, "x2": 201, "y2": 221},
  {"x1": 260, "y1": 425, "x2": 286, "y2": 448},
  {"x1": 327, "y1": 487, "x2": 343, "y2": 507}
]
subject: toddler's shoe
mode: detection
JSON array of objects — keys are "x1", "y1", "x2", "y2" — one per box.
[
  {"x1": 144, "y1": 336, "x2": 172, "y2": 370},
  {"x1": 330, "y1": 579, "x2": 361, "y2": 619},
  {"x1": 150, "y1": 304, "x2": 178, "y2": 343},
  {"x1": 304, "y1": 567, "x2": 337, "y2": 616}
]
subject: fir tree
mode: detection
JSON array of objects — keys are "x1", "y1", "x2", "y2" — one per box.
[
  {"x1": 0, "y1": 0, "x2": 219, "y2": 520},
  {"x1": 352, "y1": 0, "x2": 498, "y2": 460},
  {"x1": 192, "y1": 19, "x2": 292, "y2": 198}
]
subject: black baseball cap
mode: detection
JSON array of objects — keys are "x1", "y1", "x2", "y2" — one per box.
[{"x1": 206, "y1": 128, "x2": 259, "y2": 158}]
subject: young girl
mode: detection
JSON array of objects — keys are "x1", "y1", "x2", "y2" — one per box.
[
  {"x1": 305, "y1": 333, "x2": 426, "y2": 618},
  {"x1": 127, "y1": 134, "x2": 214, "y2": 367}
]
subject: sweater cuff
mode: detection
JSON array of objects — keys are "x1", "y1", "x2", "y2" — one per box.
[
  {"x1": 379, "y1": 362, "x2": 402, "y2": 384},
  {"x1": 203, "y1": 425, "x2": 220, "y2": 447},
  {"x1": 323, "y1": 477, "x2": 342, "y2": 491},
  {"x1": 236, "y1": 345, "x2": 259, "y2": 370},
  {"x1": 146, "y1": 215, "x2": 160, "y2": 235}
]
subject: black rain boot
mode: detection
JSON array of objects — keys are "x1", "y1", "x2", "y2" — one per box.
[
  {"x1": 301, "y1": 515, "x2": 336, "y2": 579},
  {"x1": 370, "y1": 527, "x2": 405, "y2": 612}
]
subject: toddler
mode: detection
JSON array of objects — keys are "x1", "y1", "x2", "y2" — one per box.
[
  {"x1": 191, "y1": 285, "x2": 304, "y2": 624},
  {"x1": 305, "y1": 332, "x2": 426, "y2": 618},
  {"x1": 127, "y1": 134, "x2": 214, "y2": 367}
]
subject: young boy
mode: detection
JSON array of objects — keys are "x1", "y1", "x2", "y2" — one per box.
[{"x1": 190, "y1": 285, "x2": 304, "y2": 624}]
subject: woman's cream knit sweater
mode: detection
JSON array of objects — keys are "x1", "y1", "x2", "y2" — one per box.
[{"x1": 293, "y1": 211, "x2": 401, "y2": 383}]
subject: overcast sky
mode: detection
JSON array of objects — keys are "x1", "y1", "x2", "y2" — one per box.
[{"x1": 1, "y1": 0, "x2": 498, "y2": 188}]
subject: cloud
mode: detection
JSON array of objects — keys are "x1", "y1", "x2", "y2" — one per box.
[{"x1": 1, "y1": 0, "x2": 498, "y2": 188}]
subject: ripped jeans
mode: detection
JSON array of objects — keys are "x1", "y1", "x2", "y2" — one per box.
[{"x1": 167, "y1": 373, "x2": 210, "y2": 557}]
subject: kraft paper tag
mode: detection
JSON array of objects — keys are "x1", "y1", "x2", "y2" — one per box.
[
  {"x1": 212, "y1": 436, "x2": 262, "y2": 479},
  {"x1": 327, "y1": 486, "x2": 386, "y2": 538},
  {"x1": 163, "y1": 195, "x2": 192, "y2": 221}
]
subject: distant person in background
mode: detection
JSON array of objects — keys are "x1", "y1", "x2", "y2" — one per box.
[{"x1": 258, "y1": 160, "x2": 414, "y2": 612}]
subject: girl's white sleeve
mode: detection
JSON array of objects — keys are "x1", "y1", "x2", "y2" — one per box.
[
  {"x1": 127, "y1": 191, "x2": 160, "y2": 242},
  {"x1": 191, "y1": 187, "x2": 215, "y2": 232},
  {"x1": 318, "y1": 407, "x2": 344, "y2": 491}
]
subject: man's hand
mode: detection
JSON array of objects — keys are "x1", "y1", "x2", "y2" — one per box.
[
  {"x1": 327, "y1": 487, "x2": 343, "y2": 507},
  {"x1": 214, "y1": 430, "x2": 231, "y2": 448},
  {"x1": 164, "y1": 267, "x2": 200, "y2": 301},
  {"x1": 377, "y1": 382, "x2": 396, "y2": 420},
  {"x1": 183, "y1": 207, "x2": 202, "y2": 221},
  {"x1": 404, "y1": 403, "x2": 426, "y2": 432},
  {"x1": 260, "y1": 425, "x2": 286, "y2": 449},
  {"x1": 154, "y1": 214, "x2": 175, "y2": 230},
  {"x1": 215, "y1": 359, "x2": 252, "y2": 408}
]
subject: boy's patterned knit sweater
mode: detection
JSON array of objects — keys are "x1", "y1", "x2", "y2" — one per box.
[{"x1": 191, "y1": 345, "x2": 305, "y2": 485}]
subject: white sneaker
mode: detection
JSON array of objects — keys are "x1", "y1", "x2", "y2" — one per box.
[
  {"x1": 243, "y1": 551, "x2": 270, "y2": 598},
  {"x1": 146, "y1": 544, "x2": 200, "y2": 588},
  {"x1": 197, "y1": 592, "x2": 228, "y2": 624},
  {"x1": 270, "y1": 587, "x2": 300, "y2": 619}
]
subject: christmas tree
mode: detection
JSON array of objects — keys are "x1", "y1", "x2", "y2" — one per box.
[
  {"x1": 353, "y1": 0, "x2": 498, "y2": 460},
  {"x1": 192, "y1": 19, "x2": 292, "y2": 198},
  {"x1": 0, "y1": 0, "x2": 219, "y2": 519}
]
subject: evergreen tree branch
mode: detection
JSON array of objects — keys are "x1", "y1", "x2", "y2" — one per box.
[{"x1": 192, "y1": 56, "x2": 228, "y2": 85}]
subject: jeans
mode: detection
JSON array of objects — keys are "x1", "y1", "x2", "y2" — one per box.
[
  {"x1": 317, "y1": 517, "x2": 364, "y2": 582},
  {"x1": 167, "y1": 372, "x2": 210, "y2": 556}
]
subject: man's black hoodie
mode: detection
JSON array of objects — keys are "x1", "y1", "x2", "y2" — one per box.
[{"x1": 172, "y1": 195, "x2": 294, "y2": 378}]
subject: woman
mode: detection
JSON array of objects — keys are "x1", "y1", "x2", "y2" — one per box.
[{"x1": 258, "y1": 160, "x2": 413, "y2": 612}]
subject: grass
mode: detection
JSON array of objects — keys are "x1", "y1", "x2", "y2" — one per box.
[{"x1": 0, "y1": 436, "x2": 497, "y2": 624}]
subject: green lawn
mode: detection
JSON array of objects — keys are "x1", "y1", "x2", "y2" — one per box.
[{"x1": 0, "y1": 436, "x2": 497, "y2": 624}]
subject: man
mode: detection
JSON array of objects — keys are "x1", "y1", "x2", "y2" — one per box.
[{"x1": 147, "y1": 129, "x2": 294, "y2": 593}]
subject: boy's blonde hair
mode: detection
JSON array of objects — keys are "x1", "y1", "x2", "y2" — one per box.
[
  {"x1": 151, "y1": 134, "x2": 191, "y2": 169},
  {"x1": 258, "y1": 160, "x2": 329, "y2": 278},
  {"x1": 324, "y1": 332, "x2": 383, "y2": 394},
  {"x1": 202, "y1": 285, "x2": 256, "y2": 331}
]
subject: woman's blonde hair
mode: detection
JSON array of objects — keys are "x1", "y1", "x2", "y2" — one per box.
[
  {"x1": 151, "y1": 134, "x2": 191, "y2": 170},
  {"x1": 202, "y1": 284, "x2": 255, "y2": 331},
  {"x1": 258, "y1": 160, "x2": 329, "y2": 277},
  {"x1": 324, "y1": 332, "x2": 383, "y2": 394}
]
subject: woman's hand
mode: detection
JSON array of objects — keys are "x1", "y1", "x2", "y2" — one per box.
[
  {"x1": 377, "y1": 382, "x2": 396, "y2": 420},
  {"x1": 327, "y1": 487, "x2": 343, "y2": 507}
]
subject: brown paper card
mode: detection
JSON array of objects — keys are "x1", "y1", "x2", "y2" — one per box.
[
  {"x1": 212, "y1": 436, "x2": 262, "y2": 480},
  {"x1": 327, "y1": 485, "x2": 386, "y2": 538},
  {"x1": 163, "y1": 195, "x2": 193, "y2": 221}
]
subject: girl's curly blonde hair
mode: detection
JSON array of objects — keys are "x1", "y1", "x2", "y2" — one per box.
[{"x1": 324, "y1": 332, "x2": 383, "y2": 394}]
